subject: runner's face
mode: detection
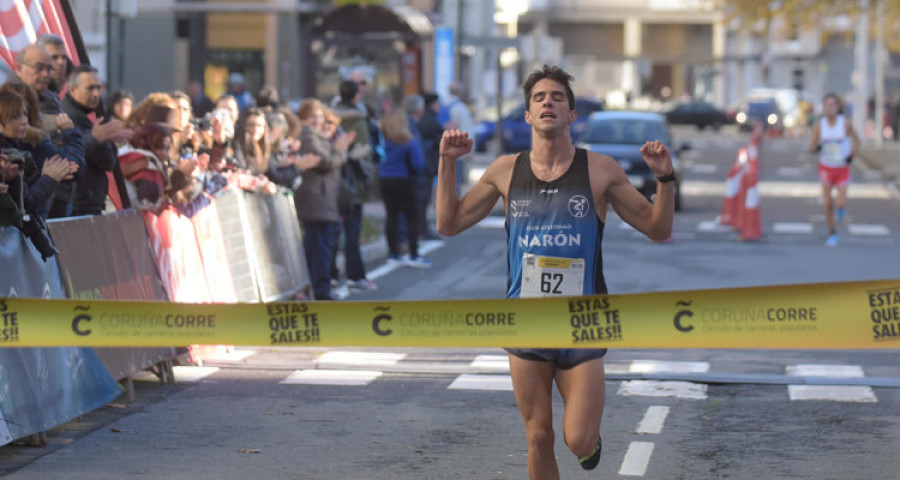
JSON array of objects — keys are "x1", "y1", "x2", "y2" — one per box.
[
  {"x1": 525, "y1": 79, "x2": 575, "y2": 133},
  {"x1": 823, "y1": 97, "x2": 840, "y2": 118}
]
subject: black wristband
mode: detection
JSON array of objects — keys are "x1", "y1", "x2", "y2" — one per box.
[{"x1": 656, "y1": 171, "x2": 677, "y2": 183}]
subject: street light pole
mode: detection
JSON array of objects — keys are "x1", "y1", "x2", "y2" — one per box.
[
  {"x1": 874, "y1": 0, "x2": 885, "y2": 147},
  {"x1": 852, "y1": 0, "x2": 869, "y2": 140}
]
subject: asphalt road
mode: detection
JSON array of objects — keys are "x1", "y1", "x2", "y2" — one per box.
[{"x1": 2, "y1": 126, "x2": 900, "y2": 479}]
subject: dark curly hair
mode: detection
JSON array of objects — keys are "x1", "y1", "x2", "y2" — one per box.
[{"x1": 522, "y1": 64, "x2": 575, "y2": 110}]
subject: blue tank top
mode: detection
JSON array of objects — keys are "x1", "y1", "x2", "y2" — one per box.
[{"x1": 505, "y1": 148, "x2": 606, "y2": 299}]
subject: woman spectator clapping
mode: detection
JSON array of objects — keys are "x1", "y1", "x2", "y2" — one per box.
[{"x1": 0, "y1": 90, "x2": 80, "y2": 219}]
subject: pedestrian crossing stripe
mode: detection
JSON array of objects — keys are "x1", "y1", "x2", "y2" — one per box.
[
  {"x1": 617, "y1": 380, "x2": 708, "y2": 400},
  {"x1": 772, "y1": 222, "x2": 814, "y2": 234},
  {"x1": 168, "y1": 360, "x2": 884, "y2": 403},
  {"x1": 279, "y1": 370, "x2": 382, "y2": 386},
  {"x1": 848, "y1": 224, "x2": 891, "y2": 236},
  {"x1": 448, "y1": 374, "x2": 512, "y2": 391},
  {"x1": 682, "y1": 180, "x2": 892, "y2": 199},
  {"x1": 699, "y1": 220, "x2": 890, "y2": 236},
  {"x1": 787, "y1": 385, "x2": 877, "y2": 402}
]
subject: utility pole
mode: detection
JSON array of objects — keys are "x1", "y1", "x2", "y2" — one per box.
[
  {"x1": 852, "y1": 0, "x2": 869, "y2": 140},
  {"x1": 874, "y1": 0, "x2": 885, "y2": 147}
]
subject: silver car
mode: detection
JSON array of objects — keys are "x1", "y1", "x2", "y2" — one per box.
[{"x1": 576, "y1": 111, "x2": 688, "y2": 211}]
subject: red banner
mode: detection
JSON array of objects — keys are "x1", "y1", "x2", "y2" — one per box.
[{"x1": 0, "y1": 0, "x2": 85, "y2": 69}]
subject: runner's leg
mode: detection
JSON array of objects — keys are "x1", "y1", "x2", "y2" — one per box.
[
  {"x1": 509, "y1": 355, "x2": 559, "y2": 480},
  {"x1": 555, "y1": 358, "x2": 605, "y2": 459},
  {"x1": 836, "y1": 183, "x2": 849, "y2": 219},
  {"x1": 822, "y1": 183, "x2": 835, "y2": 233}
]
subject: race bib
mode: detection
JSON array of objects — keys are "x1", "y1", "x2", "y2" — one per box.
[
  {"x1": 821, "y1": 142, "x2": 845, "y2": 167},
  {"x1": 521, "y1": 253, "x2": 585, "y2": 298}
]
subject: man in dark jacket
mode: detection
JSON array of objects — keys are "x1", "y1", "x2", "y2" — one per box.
[
  {"x1": 9, "y1": 44, "x2": 63, "y2": 114},
  {"x1": 417, "y1": 93, "x2": 444, "y2": 239},
  {"x1": 62, "y1": 65, "x2": 133, "y2": 216}
]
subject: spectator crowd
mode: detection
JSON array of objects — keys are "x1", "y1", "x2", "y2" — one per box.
[{"x1": 0, "y1": 35, "x2": 472, "y2": 301}]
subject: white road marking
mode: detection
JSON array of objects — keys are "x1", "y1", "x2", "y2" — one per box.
[
  {"x1": 470, "y1": 355, "x2": 510, "y2": 371},
  {"x1": 636, "y1": 406, "x2": 670, "y2": 434},
  {"x1": 786, "y1": 364, "x2": 864, "y2": 378},
  {"x1": 198, "y1": 349, "x2": 256, "y2": 362},
  {"x1": 447, "y1": 374, "x2": 513, "y2": 391},
  {"x1": 279, "y1": 370, "x2": 382, "y2": 386},
  {"x1": 469, "y1": 166, "x2": 487, "y2": 184},
  {"x1": 629, "y1": 360, "x2": 710, "y2": 374},
  {"x1": 772, "y1": 222, "x2": 814, "y2": 234},
  {"x1": 689, "y1": 164, "x2": 718, "y2": 174},
  {"x1": 697, "y1": 220, "x2": 734, "y2": 233},
  {"x1": 476, "y1": 216, "x2": 507, "y2": 229},
  {"x1": 848, "y1": 224, "x2": 891, "y2": 236},
  {"x1": 683, "y1": 180, "x2": 891, "y2": 199},
  {"x1": 619, "y1": 441, "x2": 655, "y2": 476},
  {"x1": 777, "y1": 166, "x2": 807, "y2": 177},
  {"x1": 787, "y1": 385, "x2": 877, "y2": 402},
  {"x1": 173, "y1": 366, "x2": 220, "y2": 383},
  {"x1": 317, "y1": 351, "x2": 406, "y2": 367},
  {"x1": 786, "y1": 364, "x2": 877, "y2": 402},
  {"x1": 617, "y1": 380, "x2": 708, "y2": 400},
  {"x1": 366, "y1": 239, "x2": 447, "y2": 280}
]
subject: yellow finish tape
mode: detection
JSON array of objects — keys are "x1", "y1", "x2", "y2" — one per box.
[{"x1": 1, "y1": 279, "x2": 899, "y2": 348}]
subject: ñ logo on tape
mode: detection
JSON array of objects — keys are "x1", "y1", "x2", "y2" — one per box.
[
  {"x1": 673, "y1": 300, "x2": 694, "y2": 333},
  {"x1": 71, "y1": 305, "x2": 93, "y2": 336},
  {"x1": 372, "y1": 306, "x2": 393, "y2": 336}
]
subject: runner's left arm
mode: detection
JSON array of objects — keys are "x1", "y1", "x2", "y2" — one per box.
[{"x1": 605, "y1": 141, "x2": 674, "y2": 242}]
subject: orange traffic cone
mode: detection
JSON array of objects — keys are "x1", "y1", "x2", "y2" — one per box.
[
  {"x1": 719, "y1": 148, "x2": 747, "y2": 226},
  {"x1": 751, "y1": 121, "x2": 764, "y2": 146},
  {"x1": 740, "y1": 165, "x2": 762, "y2": 241}
]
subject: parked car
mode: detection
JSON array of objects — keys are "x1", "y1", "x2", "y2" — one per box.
[
  {"x1": 474, "y1": 97, "x2": 604, "y2": 152},
  {"x1": 576, "y1": 111, "x2": 688, "y2": 210},
  {"x1": 664, "y1": 100, "x2": 730, "y2": 130},
  {"x1": 735, "y1": 99, "x2": 783, "y2": 135}
]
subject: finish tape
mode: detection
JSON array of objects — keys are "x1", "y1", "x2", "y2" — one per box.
[{"x1": 1, "y1": 279, "x2": 899, "y2": 348}]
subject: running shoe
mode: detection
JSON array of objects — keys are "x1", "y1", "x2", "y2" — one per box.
[
  {"x1": 825, "y1": 233, "x2": 839, "y2": 247},
  {"x1": 404, "y1": 256, "x2": 432, "y2": 269},
  {"x1": 346, "y1": 279, "x2": 377, "y2": 292},
  {"x1": 578, "y1": 435, "x2": 602, "y2": 470},
  {"x1": 386, "y1": 254, "x2": 404, "y2": 265}
]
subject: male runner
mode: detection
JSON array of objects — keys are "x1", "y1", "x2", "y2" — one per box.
[
  {"x1": 808, "y1": 93, "x2": 859, "y2": 247},
  {"x1": 436, "y1": 65, "x2": 674, "y2": 479}
]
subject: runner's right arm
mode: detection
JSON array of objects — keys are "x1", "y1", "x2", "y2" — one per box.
[
  {"x1": 808, "y1": 122, "x2": 821, "y2": 153},
  {"x1": 435, "y1": 129, "x2": 502, "y2": 236}
]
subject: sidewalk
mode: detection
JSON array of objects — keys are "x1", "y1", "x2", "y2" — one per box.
[
  {"x1": 349, "y1": 152, "x2": 498, "y2": 271},
  {"x1": 858, "y1": 142, "x2": 900, "y2": 193}
]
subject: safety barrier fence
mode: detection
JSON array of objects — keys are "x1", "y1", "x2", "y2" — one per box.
[{"x1": 0, "y1": 188, "x2": 310, "y2": 446}]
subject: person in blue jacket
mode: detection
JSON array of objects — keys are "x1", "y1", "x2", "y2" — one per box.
[{"x1": 378, "y1": 109, "x2": 430, "y2": 268}]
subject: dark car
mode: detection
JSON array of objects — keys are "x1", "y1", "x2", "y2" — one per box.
[
  {"x1": 735, "y1": 99, "x2": 783, "y2": 134},
  {"x1": 576, "y1": 111, "x2": 687, "y2": 210},
  {"x1": 474, "y1": 98, "x2": 604, "y2": 152},
  {"x1": 664, "y1": 101, "x2": 730, "y2": 130}
]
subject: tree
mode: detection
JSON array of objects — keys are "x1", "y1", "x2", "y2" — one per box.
[{"x1": 714, "y1": 0, "x2": 900, "y2": 52}]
